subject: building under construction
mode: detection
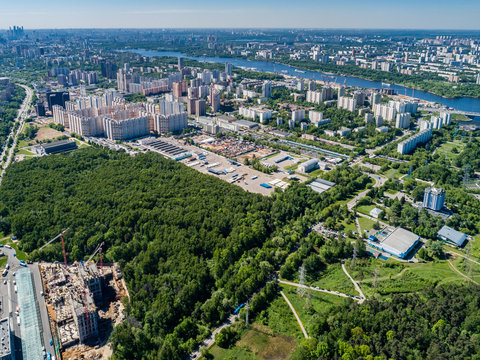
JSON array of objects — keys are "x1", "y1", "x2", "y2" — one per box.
[{"x1": 40, "y1": 261, "x2": 122, "y2": 351}]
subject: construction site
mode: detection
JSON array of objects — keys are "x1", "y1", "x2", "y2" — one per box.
[{"x1": 39, "y1": 233, "x2": 128, "y2": 360}]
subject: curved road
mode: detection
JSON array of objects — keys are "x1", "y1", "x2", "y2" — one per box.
[
  {"x1": 188, "y1": 314, "x2": 237, "y2": 360},
  {"x1": 280, "y1": 291, "x2": 309, "y2": 339},
  {"x1": 0, "y1": 84, "x2": 33, "y2": 185},
  {"x1": 341, "y1": 263, "x2": 366, "y2": 304},
  {"x1": 447, "y1": 260, "x2": 479, "y2": 286},
  {"x1": 279, "y1": 279, "x2": 363, "y2": 302}
]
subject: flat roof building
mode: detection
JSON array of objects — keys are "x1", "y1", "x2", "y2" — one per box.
[
  {"x1": 33, "y1": 139, "x2": 78, "y2": 156},
  {"x1": 370, "y1": 227, "x2": 420, "y2": 259},
  {"x1": 308, "y1": 178, "x2": 335, "y2": 194},
  {"x1": 437, "y1": 226, "x2": 467, "y2": 247}
]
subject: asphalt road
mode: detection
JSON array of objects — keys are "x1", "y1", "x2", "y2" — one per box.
[
  {"x1": 0, "y1": 84, "x2": 33, "y2": 185},
  {"x1": 1, "y1": 244, "x2": 23, "y2": 359}
]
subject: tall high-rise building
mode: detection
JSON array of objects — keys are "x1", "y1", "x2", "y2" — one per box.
[
  {"x1": 225, "y1": 62, "x2": 232, "y2": 76},
  {"x1": 395, "y1": 113, "x2": 411, "y2": 129},
  {"x1": 423, "y1": 187, "x2": 445, "y2": 211},
  {"x1": 178, "y1": 57, "x2": 184, "y2": 70},
  {"x1": 209, "y1": 87, "x2": 220, "y2": 113},
  {"x1": 195, "y1": 99, "x2": 206, "y2": 117},
  {"x1": 337, "y1": 96, "x2": 357, "y2": 112},
  {"x1": 47, "y1": 91, "x2": 70, "y2": 111},
  {"x1": 262, "y1": 80, "x2": 272, "y2": 98},
  {"x1": 291, "y1": 109, "x2": 305, "y2": 122}
]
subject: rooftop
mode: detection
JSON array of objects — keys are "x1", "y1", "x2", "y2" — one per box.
[
  {"x1": 39, "y1": 139, "x2": 76, "y2": 150},
  {"x1": 438, "y1": 225, "x2": 466, "y2": 246},
  {"x1": 378, "y1": 227, "x2": 420, "y2": 258},
  {"x1": 425, "y1": 187, "x2": 445, "y2": 195}
]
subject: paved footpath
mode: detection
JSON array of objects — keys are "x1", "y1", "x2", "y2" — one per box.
[
  {"x1": 280, "y1": 291, "x2": 309, "y2": 339},
  {"x1": 342, "y1": 263, "x2": 366, "y2": 304}
]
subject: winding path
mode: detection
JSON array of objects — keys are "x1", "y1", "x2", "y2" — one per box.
[
  {"x1": 280, "y1": 291, "x2": 309, "y2": 339},
  {"x1": 188, "y1": 314, "x2": 237, "y2": 360},
  {"x1": 278, "y1": 279, "x2": 361, "y2": 302},
  {"x1": 447, "y1": 260, "x2": 479, "y2": 286},
  {"x1": 342, "y1": 263, "x2": 366, "y2": 304}
]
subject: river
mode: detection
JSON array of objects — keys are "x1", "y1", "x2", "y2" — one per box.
[{"x1": 124, "y1": 49, "x2": 480, "y2": 117}]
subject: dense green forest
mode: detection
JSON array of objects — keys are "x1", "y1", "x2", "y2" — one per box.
[
  {"x1": 0, "y1": 148, "x2": 370, "y2": 358},
  {"x1": 292, "y1": 284, "x2": 480, "y2": 360}
]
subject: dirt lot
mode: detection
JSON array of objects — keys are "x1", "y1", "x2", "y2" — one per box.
[{"x1": 34, "y1": 127, "x2": 65, "y2": 142}]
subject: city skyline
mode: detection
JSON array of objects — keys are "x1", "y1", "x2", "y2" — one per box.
[{"x1": 1, "y1": 0, "x2": 480, "y2": 30}]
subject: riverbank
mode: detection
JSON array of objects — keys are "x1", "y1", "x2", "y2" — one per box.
[{"x1": 122, "y1": 49, "x2": 480, "y2": 114}]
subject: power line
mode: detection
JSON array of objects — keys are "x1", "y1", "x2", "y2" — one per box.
[{"x1": 297, "y1": 265, "x2": 307, "y2": 297}]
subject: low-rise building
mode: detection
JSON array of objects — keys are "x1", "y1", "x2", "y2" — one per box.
[{"x1": 437, "y1": 226, "x2": 467, "y2": 247}]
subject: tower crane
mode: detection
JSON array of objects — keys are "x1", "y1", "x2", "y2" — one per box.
[
  {"x1": 86, "y1": 242, "x2": 104, "y2": 269},
  {"x1": 38, "y1": 228, "x2": 70, "y2": 268}
]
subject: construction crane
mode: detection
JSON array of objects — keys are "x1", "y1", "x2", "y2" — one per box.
[
  {"x1": 39, "y1": 228, "x2": 70, "y2": 268},
  {"x1": 86, "y1": 242, "x2": 104, "y2": 266}
]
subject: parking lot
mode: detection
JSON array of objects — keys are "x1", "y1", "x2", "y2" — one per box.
[{"x1": 147, "y1": 138, "x2": 301, "y2": 196}]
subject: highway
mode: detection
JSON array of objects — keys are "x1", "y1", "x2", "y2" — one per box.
[{"x1": 0, "y1": 84, "x2": 33, "y2": 185}]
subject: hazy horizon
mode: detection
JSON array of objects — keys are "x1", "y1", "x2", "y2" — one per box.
[{"x1": 1, "y1": 0, "x2": 479, "y2": 30}]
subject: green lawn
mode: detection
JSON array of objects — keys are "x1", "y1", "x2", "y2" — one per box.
[
  {"x1": 341, "y1": 220, "x2": 357, "y2": 234},
  {"x1": 17, "y1": 147, "x2": 35, "y2": 155},
  {"x1": 436, "y1": 140, "x2": 467, "y2": 161},
  {"x1": 357, "y1": 217, "x2": 376, "y2": 233},
  {"x1": 210, "y1": 344, "x2": 257, "y2": 360},
  {"x1": 209, "y1": 293, "x2": 300, "y2": 360},
  {"x1": 470, "y1": 235, "x2": 480, "y2": 260},
  {"x1": 309, "y1": 263, "x2": 356, "y2": 294},
  {"x1": 307, "y1": 168, "x2": 324, "y2": 177},
  {"x1": 281, "y1": 284, "x2": 350, "y2": 335},
  {"x1": 382, "y1": 168, "x2": 404, "y2": 180},
  {"x1": 359, "y1": 260, "x2": 468, "y2": 297},
  {"x1": 356, "y1": 204, "x2": 377, "y2": 216}
]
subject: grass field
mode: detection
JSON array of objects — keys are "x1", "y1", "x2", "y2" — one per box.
[
  {"x1": 310, "y1": 263, "x2": 356, "y2": 294},
  {"x1": 358, "y1": 260, "x2": 469, "y2": 297},
  {"x1": 357, "y1": 217, "x2": 377, "y2": 233},
  {"x1": 17, "y1": 147, "x2": 35, "y2": 156},
  {"x1": 382, "y1": 168, "x2": 404, "y2": 180},
  {"x1": 436, "y1": 140, "x2": 467, "y2": 161},
  {"x1": 210, "y1": 294, "x2": 300, "y2": 359},
  {"x1": 281, "y1": 284, "x2": 349, "y2": 335},
  {"x1": 307, "y1": 168, "x2": 325, "y2": 178},
  {"x1": 356, "y1": 204, "x2": 377, "y2": 216}
]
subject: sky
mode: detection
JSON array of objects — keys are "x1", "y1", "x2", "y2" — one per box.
[{"x1": 0, "y1": 0, "x2": 479, "y2": 30}]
